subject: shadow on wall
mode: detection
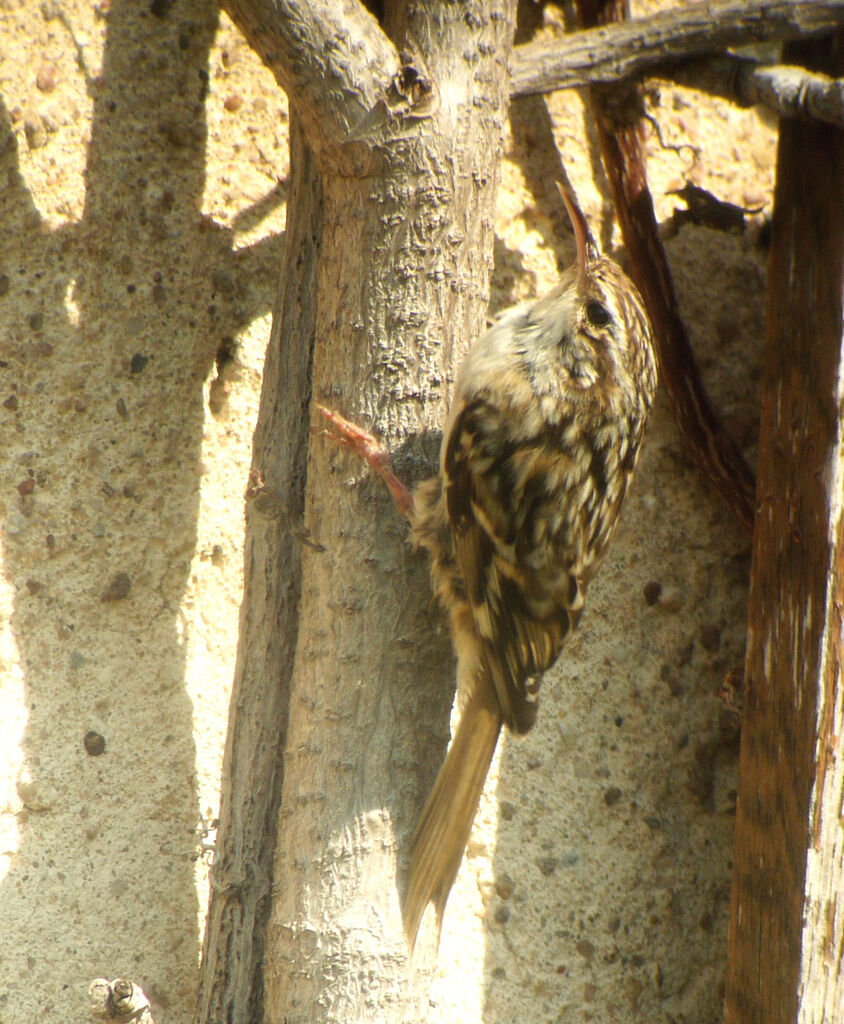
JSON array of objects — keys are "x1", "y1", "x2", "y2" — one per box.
[{"x1": 0, "y1": 2, "x2": 279, "y2": 1018}]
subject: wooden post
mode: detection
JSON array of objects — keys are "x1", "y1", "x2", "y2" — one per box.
[{"x1": 725, "y1": 33, "x2": 844, "y2": 1024}]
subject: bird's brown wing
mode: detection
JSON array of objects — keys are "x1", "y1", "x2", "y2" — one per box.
[{"x1": 443, "y1": 397, "x2": 581, "y2": 734}]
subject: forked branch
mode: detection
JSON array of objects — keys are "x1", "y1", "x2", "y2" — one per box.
[{"x1": 220, "y1": 0, "x2": 407, "y2": 167}]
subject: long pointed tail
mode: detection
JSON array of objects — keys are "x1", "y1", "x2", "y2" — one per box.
[{"x1": 404, "y1": 679, "x2": 502, "y2": 949}]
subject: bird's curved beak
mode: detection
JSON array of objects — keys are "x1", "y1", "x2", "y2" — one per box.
[{"x1": 557, "y1": 182, "x2": 599, "y2": 290}]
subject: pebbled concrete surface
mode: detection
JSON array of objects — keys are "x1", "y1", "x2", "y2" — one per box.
[{"x1": 0, "y1": 1, "x2": 772, "y2": 1021}]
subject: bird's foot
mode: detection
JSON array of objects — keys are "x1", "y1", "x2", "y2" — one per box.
[{"x1": 315, "y1": 404, "x2": 414, "y2": 519}]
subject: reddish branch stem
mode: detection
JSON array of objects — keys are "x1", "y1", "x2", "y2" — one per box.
[{"x1": 574, "y1": 0, "x2": 757, "y2": 534}]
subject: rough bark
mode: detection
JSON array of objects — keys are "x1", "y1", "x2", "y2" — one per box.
[
  {"x1": 724, "y1": 33, "x2": 844, "y2": 1024},
  {"x1": 511, "y1": 0, "x2": 844, "y2": 97},
  {"x1": 196, "y1": 2, "x2": 516, "y2": 1021},
  {"x1": 514, "y1": 40, "x2": 844, "y2": 131},
  {"x1": 194, "y1": 118, "x2": 323, "y2": 1024},
  {"x1": 667, "y1": 58, "x2": 844, "y2": 129},
  {"x1": 507, "y1": 0, "x2": 844, "y2": 129}
]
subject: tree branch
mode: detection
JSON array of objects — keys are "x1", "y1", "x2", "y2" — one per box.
[
  {"x1": 512, "y1": 0, "x2": 844, "y2": 97},
  {"x1": 669, "y1": 57, "x2": 844, "y2": 128},
  {"x1": 220, "y1": 0, "x2": 409, "y2": 168},
  {"x1": 574, "y1": 0, "x2": 756, "y2": 533}
]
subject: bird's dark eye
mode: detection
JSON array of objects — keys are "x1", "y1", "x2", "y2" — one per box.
[{"x1": 585, "y1": 299, "x2": 613, "y2": 329}]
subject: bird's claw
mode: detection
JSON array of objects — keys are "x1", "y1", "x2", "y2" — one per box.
[
  {"x1": 314, "y1": 403, "x2": 414, "y2": 519},
  {"x1": 315, "y1": 404, "x2": 383, "y2": 461}
]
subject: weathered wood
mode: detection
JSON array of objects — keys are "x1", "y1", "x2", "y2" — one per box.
[
  {"x1": 574, "y1": 0, "x2": 756, "y2": 533},
  {"x1": 194, "y1": 117, "x2": 323, "y2": 1024},
  {"x1": 196, "y1": 1, "x2": 517, "y2": 1021},
  {"x1": 514, "y1": 42, "x2": 844, "y2": 131},
  {"x1": 725, "y1": 33, "x2": 844, "y2": 1024},
  {"x1": 511, "y1": 0, "x2": 844, "y2": 97},
  {"x1": 667, "y1": 58, "x2": 844, "y2": 129}
]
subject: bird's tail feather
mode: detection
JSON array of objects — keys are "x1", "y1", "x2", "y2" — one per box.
[{"x1": 404, "y1": 679, "x2": 502, "y2": 949}]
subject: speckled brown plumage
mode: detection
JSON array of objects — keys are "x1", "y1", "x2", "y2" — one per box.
[
  {"x1": 316, "y1": 186, "x2": 657, "y2": 951},
  {"x1": 404, "y1": 187, "x2": 656, "y2": 946}
]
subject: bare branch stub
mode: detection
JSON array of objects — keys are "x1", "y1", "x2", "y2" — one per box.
[
  {"x1": 573, "y1": 0, "x2": 756, "y2": 533},
  {"x1": 89, "y1": 978, "x2": 156, "y2": 1024}
]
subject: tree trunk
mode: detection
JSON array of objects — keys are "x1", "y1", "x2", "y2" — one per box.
[
  {"x1": 724, "y1": 33, "x2": 844, "y2": 1024},
  {"x1": 196, "y1": 2, "x2": 516, "y2": 1021},
  {"x1": 194, "y1": 117, "x2": 324, "y2": 1024}
]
